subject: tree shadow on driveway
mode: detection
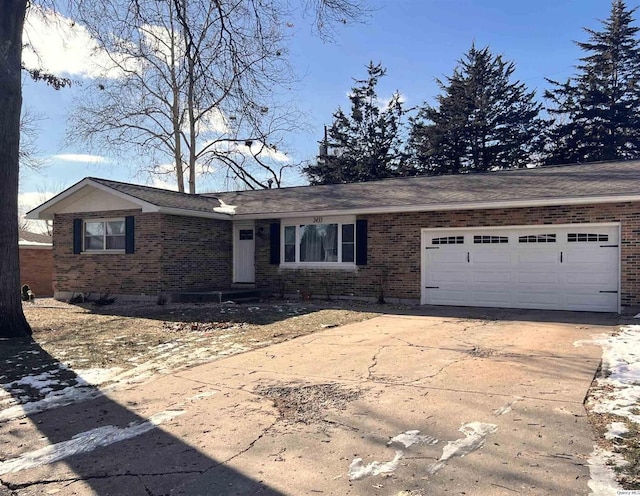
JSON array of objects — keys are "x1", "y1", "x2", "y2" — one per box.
[{"x1": 0, "y1": 338, "x2": 284, "y2": 496}]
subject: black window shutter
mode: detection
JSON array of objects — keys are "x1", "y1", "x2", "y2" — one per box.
[
  {"x1": 73, "y1": 218, "x2": 83, "y2": 254},
  {"x1": 125, "y1": 216, "x2": 135, "y2": 254},
  {"x1": 356, "y1": 219, "x2": 367, "y2": 266},
  {"x1": 269, "y1": 222, "x2": 280, "y2": 265}
]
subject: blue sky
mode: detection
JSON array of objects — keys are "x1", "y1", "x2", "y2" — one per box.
[{"x1": 19, "y1": 0, "x2": 621, "y2": 215}]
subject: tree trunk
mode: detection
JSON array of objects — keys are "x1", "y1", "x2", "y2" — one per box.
[{"x1": 0, "y1": 0, "x2": 32, "y2": 338}]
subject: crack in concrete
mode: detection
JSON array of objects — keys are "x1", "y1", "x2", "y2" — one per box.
[
  {"x1": 321, "y1": 418, "x2": 360, "y2": 432},
  {"x1": 367, "y1": 345, "x2": 386, "y2": 380},
  {"x1": 407, "y1": 357, "x2": 469, "y2": 385},
  {"x1": 0, "y1": 478, "x2": 16, "y2": 496},
  {"x1": 223, "y1": 417, "x2": 279, "y2": 465},
  {"x1": 138, "y1": 474, "x2": 154, "y2": 496},
  {"x1": 0, "y1": 469, "x2": 209, "y2": 491}
]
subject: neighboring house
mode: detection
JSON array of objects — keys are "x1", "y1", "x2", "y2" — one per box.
[
  {"x1": 18, "y1": 230, "x2": 53, "y2": 297},
  {"x1": 26, "y1": 160, "x2": 640, "y2": 313}
]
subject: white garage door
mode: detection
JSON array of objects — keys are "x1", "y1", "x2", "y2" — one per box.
[{"x1": 421, "y1": 224, "x2": 619, "y2": 312}]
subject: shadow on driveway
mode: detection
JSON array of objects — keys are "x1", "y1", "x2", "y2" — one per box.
[{"x1": 0, "y1": 338, "x2": 283, "y2": 496}]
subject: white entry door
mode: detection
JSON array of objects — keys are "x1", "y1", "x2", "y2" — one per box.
[
  {"x1": 421, "y1": 224, "x2": 619, "y2": 312},
  {"x1": 233, "y1": 223, "x2": 255, "y2": 283}
]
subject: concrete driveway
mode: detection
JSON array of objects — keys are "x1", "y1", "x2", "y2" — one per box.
[{"x1": 2, "y1": 309, "x2": 615, "y2": 496}]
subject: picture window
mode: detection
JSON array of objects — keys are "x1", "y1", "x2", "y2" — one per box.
[{"x1": 84, "y1": 219, "x2": 125, "y2": 251}]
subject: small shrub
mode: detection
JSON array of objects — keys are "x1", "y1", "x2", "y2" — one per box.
[
  {"x1": 68, "y1": 293, "x2": 85, "y2": 304},
  {"x1": 94, "y1": 291, "x2": 116, "y2": 306},
  {"x1": 156, "y1": 293, "x2": 168, "y2": 306}
]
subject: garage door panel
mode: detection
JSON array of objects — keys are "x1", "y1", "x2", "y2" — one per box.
[
  {"x1": 565, "y1": 293, "x2": 618, "y2": 312},
  {"x1": 429, "y1": 271, "x2": 467, "y2": 283},
  {"x1": 514, "y1": 291, "x2": 561, "y2": 305},
  {"x1": 427, "y1": 290, "x2": 469, "y2": 304},
  {"x1": 517, "y1": 271, "x2": 560, "y2": 284},
  {"x1": 471, "y1": 252, "x2": 511, "y2": 264},
  {"x1": 428, "y1": 251, "x2": 467, "y2": 265},
  {"x1": 516, "y1": 251, "x2": 559, "y2": 264},
  {"x1": 470, "y1": 290, "x2": 514, "y2": 304},
  {"x1": 471, "y1": 271, "x2": 511, "y2": 283},
  {"x1": 566, "y1": 271, "x2": 617, "y2": 286},
  {"x1": 422, "y1": 225, "x2": 619, "y2": 312}
]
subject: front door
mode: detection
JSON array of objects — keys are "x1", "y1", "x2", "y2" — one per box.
[{"x1": 233, "y1": 223, "x2": 255, "y2": 283}]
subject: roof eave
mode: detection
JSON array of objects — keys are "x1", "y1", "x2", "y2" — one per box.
[
  {"x1": 156, "y1": 206, "x2": 232, "y2": 220},
  {"x1": 26, "y1": 178, "x2": 163, "y2": 220},
  {"x1": 232, "y1": 194, "x2": 640, "y2": 220}
]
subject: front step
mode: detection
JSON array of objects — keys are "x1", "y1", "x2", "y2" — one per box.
[{"x1": 171, "y1": 288, "x2": 262, "y2": 304}]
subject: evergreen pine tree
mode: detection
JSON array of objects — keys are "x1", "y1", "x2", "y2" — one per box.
[
  {"x1": 545, "y1": 0, "x2": 640, "y2": 164},
  {"x1": 304, "y1": 62, "x2": 405, "y2": 184},
  {"x1": 408, "y1": 44, "x2": 544, "y2": 174}
]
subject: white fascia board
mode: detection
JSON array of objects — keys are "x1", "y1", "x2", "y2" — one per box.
[
  {"x1": 232, "y1": 194, "x2": 640, "y2": 220},
  {"x1": 156, "y1": 206, "x2": 232, "y2": 220},
  {"x1": 26, "y1": 178, "x2": 93, "y2": 219},
  {"x1": 26, "y1": 179, "x2": 161, "y2": 220}
]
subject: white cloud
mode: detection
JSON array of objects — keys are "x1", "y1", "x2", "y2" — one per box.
[
  {"x1": 378, "y1": 92, "x2": 406, "y2": 110},
  {"x1": 199, "y1": 108, "x2": 230, "y2": 135},
  {"x1": 344, "y1": 91, "x2": 407, "y2": 111},
  {"x1": 147, "y1": 176, "x2": 179, "y2": 191},
  {"x1": 140, "y1": 24, "x2": 185, "y2": 67},
  {"x1": 249, "y1": 143, "x2": 289, "y2": 163},
  {"x1": 52, "y1": 154, "x2": 107, "y2": 163},
  {"x1": 23, "y1": 7, "x2": 134, "y2": 79},
  {"x1": 209, "y1": 141, "x2": 290, "y2": 163}
]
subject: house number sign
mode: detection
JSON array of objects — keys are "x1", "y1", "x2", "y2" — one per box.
[{"x1": 313, "y1": 217, "x2": 323, "y2": 223}]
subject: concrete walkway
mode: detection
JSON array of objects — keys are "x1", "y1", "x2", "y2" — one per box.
[{"x1": 1, "y1": 310, "x2": 613, "y2": 495}]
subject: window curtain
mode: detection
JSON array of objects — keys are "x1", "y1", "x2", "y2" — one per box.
[
  {"x1": 324, "y1": 224, "x2": 337, "y2": 261},
  {"x1": 300, "y1": 225, "x2": 323, "y2": 262}
]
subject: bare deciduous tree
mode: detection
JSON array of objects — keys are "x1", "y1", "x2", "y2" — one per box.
[{"x1": 70, "y1": 0, "x2": 361, "y2": 193}]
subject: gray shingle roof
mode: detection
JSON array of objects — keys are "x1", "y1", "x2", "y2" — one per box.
[
  {"x1": 90, "y1": 178, "x2": 222, "y2": 213},
  {"x1": 209, "y1": 160, "x2": 640, "y2": 216}
]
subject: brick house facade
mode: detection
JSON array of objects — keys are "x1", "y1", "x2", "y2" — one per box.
[
  {"x1": 54, "y1": 211, "x2": 232, "y2": 297},
  {"x1": 255, "y1": 202, "x2": 640, "y2": 307},
  {"x1": 27, "y1": 161, "x2": 640, "y2": 312}
]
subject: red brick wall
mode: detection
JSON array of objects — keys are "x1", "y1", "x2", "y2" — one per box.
[
  {"x1": 159, "y1": 214, "x2": 232, "y2": 291},
  {"x1": 51, "y1": 202, "x2": 640, "y2": 307},
  {"x1": 256, "y1": 202, "x2": 640, "y2": 307},
  {"x1": 54, "y1": 211, "x2": 232, "y2": 297},
  {"x1": 19, "y1": 247, "x2": 53, "y2": 297}
]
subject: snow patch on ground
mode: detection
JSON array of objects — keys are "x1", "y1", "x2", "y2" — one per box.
[
  {"x1": 576, "y1": 325, "x2": 640, "y2": 493},
  {"x1": 493, "y1": 396, "x2": 522, "y2": 416},
  {"x1": 387, "y1": 430, "x2": 438, "y2": 448},
  {"x1": 75, "y1": 367, "x2": 123, "y2": 385},
  {"x1": 587, "y1": 446, "x2": 627, "y2": 496},
  {"x1": 0, "y1": 385, "x2": 103, "y2": 423},
  {"x1": 348, "y1": 450, "x2": 404, "y2": 480},
  {"x1": 586, "y1": 326, "x2": 640, "y2": 424},
  {"x1": 605, "y1": 422, "x2": 629, "y2": 441},
  {"x1": 0, "y1": 409, "x2": 184, "y2": 475},
  {"x1": 428, "y1": 422, "x2": 497, "y2": 475}
]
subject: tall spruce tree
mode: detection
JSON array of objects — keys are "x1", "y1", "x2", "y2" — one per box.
[
  {"x1": 408, "y1": 44, "x2": 544, "y2": 174},
  {"x1": 545, "y1": 0, "x2": 640, "y2": 164},
  {"x1": 304, "y1": 62, "x2": 405, "y2": 184}
]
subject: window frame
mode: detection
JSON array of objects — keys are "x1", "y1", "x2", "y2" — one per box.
[
  {"x1": 82, "y1": 218, "x2": 126, "y2": 253},
  {"x1": 280, "y1": 215, "x2": 357, "y2": 268}
]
